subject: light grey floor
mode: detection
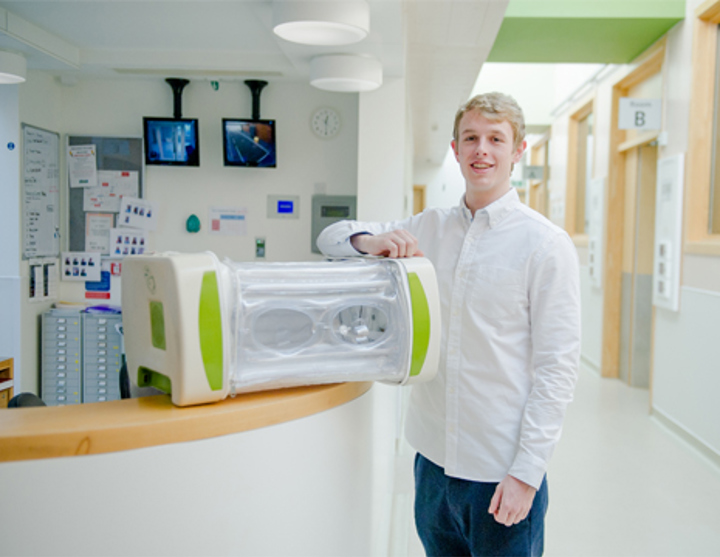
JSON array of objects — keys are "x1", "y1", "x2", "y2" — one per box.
[{"x1": 398, "y1": 366, "x2": 720, "y2": 557}]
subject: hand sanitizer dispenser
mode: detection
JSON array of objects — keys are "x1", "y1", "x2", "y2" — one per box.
[{"x1": 122, "y1": 252, "x2": 440, "y2": 406}]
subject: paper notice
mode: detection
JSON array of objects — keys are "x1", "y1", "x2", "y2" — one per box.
[{"x1": 68, "y1": 144, "x2": 98, "y2": 188}]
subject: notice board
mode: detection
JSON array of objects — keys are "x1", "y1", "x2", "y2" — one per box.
[{"x1": 67, "y1": 135, "x2": 144, "y2": 252}]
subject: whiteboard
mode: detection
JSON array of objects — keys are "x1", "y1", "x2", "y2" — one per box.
[{"x1": 22, "y1": 124, "x2": 60, "y2": 259}]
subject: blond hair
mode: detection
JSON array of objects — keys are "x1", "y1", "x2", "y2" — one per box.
[{"x1": 452, "y1": 92, "x2": 526, "y2": 150}]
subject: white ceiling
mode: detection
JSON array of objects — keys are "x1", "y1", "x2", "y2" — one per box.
[{"x1": 0, "y1": 0, "x2": 508, "y2": 165}]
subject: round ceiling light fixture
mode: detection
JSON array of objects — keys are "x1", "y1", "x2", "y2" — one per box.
[
  {"x1": 310, "y1": 54, "x2": 382, "y2": 93},
  {"x1": 272, "y1": 1, "x2": 370, "y2": 46},
  {"x1": 0, "y1": 50, "x2": 27, "y2": 84}
]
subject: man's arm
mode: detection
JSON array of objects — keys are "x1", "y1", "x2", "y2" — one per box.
[
  {"x1": 316, "y1": 218, "x2": 422, "y2": 258},
  {"x1": 490, "y1": 232, "x2": 581, "y2": 525},
  {"x1": 351, "y1": 230, "x2": 423, "y2": 258}
]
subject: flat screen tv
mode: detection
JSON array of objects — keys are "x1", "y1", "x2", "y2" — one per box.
[
  {"x1": 222, "y1": 119, "x2": 276, "y2": 168},
  {"x1": 143, "y1": 117, "x2": 199, "y2": 166}
]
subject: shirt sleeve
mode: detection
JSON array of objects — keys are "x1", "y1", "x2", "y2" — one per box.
[
  {"x1": 315, "y1": 216, "x2": 419, "y2": 257},
  {"x1": 508, "y1": 231, "x2": 581, "y2": 489}
]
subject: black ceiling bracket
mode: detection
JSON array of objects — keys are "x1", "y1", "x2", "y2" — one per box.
[
  {"x1": 244, "y1": 80, "x2": 268, "y2": 120},
  {"x1": 166, "y1": 78, "x2": 190, "y2": 119}
]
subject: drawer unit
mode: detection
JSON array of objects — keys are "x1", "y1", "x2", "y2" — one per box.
[
  {"x1": 82, "y1": 314, "x2": 122, "y2": 403},
  {"x1": 41, "y1": 310, "x2": 123, "y2": 405},
  {"x1": 41, "y1": 310, "x2": 83, "y2": 406}
]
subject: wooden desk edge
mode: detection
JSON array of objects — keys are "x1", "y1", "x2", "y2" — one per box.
[{"x1": 0, "y1": 382, "x2": 373, "y2": 463}]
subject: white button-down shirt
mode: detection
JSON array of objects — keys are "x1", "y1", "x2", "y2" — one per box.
[{"x1": 316, "y1": 188, "x2": 580, "y2": 489}]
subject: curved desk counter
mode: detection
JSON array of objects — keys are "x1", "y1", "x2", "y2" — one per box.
[
  {"x1": 0, "y1": 382, "x2": 372, "y2": 462},
  {"x1": 0, "y1": 381, "x2": 395, "y2": 557}
]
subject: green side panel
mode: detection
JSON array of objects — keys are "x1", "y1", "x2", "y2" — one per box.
[
  {"x1": 408, "y1": 272, "x2": 431, "y2": 377},
  {"x1": 199, "y1": 271, "x2": 224, "y2": 391},
  {"x1": 137, "y1": 366, "x2": 172, "y2": 393},
  {"x1": 488, "y1": 17, "x2": 682, "y2": 63},
  {"x1": 149, "y1": 301, "x2": 166, "y2": 350}
]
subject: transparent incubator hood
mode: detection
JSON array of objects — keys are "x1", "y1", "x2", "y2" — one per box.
[
  {"x1": 227, "y1": 259, "x2": 411, "y2": 393},
  {"x1": 121, "y1": 252, "x2": 440, "y2": 406}
]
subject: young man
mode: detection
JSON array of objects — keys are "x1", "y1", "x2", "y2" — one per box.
[{"x1": 317, "y1": 92, "x2": 580, "y2": 556}]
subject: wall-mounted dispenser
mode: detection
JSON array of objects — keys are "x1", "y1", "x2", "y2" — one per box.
[{"x1": 121, "y1": 252, "x2": 440, "y2": 406}]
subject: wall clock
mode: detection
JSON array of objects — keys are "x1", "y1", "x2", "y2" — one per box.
[{"x1": 311, "y1": 107, "x2": 341, "y2": 139}]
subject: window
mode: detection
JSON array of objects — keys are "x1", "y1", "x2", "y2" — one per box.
[
  {"x1": 686, "y1": 0, "x2": 720, "y2": 254},
  {"x1": 710, "y1": 25, "x2": 720, "y2": 234}
]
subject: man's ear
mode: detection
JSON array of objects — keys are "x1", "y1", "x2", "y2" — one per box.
[
  {"x1": 512, "y1": 140, "x2": 527, "y2": 163},
  {"x1": 451, "y1": 140, "x2": 459, "y2": 161}
]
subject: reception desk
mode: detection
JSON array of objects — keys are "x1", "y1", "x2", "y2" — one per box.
[{"x1": 0, "y1": 382, "x2": 397, "y2": 556}]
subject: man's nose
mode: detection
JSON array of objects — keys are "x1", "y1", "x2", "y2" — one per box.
[{"x1": 475, "y1": 138, "x2": 489, "y2": 155}]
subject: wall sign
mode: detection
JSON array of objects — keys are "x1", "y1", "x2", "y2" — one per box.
[{"x1": 618, "y1": 98, "x2": 662, "y2": 131}]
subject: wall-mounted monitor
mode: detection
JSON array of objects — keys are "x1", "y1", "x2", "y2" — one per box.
[
  {"x1": 222, "y1": 119, "x2": 276, "y2": 168},
  {"x1": 143, "y1": 117, "x2": 199, "y2": 166}
]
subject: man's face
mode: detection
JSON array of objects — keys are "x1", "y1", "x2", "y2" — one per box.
[{"x1": 451, "y1": 110, "x2": 525, "y2": 201}]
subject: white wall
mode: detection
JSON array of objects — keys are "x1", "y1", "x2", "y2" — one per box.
[
  {"x1": 416, "y1": 147, "x2": 465, "y2": 210},
  {"x1": 653, "y1": 288, "x2": 720, "y2": 457},
  {"x1": 650, "y1": 0, "x2": 720, "y2": 460},
  {"x1": 0, "y1": 84, "x2": 22, "y2": 388},
  {"x1": 55, "y1": 76, "x2": 359, "y2": 263},
  {"x1": 357, "y1": 77, "x2": 408, "y2": 221}
]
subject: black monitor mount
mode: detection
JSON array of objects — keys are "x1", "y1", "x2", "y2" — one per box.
[
  {"x1": 166, "y1": 78, "x2": 190, "y2": 119},
  {"x1": 245, "y1": 80, "x2": 268, "y2": 120}
]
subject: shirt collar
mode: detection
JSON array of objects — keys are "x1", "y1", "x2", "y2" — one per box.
[{"x1": 460, "y1": 188, "x2": 520, "y2": 228}]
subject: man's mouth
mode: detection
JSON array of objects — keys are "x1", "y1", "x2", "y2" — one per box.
[{"x1": 471, "y1": 162, "x2": 492, "y2": 170}]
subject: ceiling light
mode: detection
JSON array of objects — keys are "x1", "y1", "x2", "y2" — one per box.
[
  {"x1": 272, "y1": 1, "x2": 370, "y2": 46},
  {"x1": 0, "y1": 50, "x2": 27, "y2": 84},
  {"x1": 310, "y1": 54, "x2": 382, "y2": 92}
]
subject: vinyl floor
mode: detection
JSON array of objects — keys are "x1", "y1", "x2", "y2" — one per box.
[{"x1": 398, "y1": 365, "x2": 720, "y2": 557}]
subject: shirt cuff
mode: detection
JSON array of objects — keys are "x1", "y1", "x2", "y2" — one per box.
[{"x1": 508, "y1": 450, "x2": 546, "y2": 490}]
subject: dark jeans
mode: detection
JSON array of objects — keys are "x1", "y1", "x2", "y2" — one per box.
[{"x1": 414, "y1": 453, "x2": 548, "y2": 557}]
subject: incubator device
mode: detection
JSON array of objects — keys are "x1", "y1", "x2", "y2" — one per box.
[{"x1": 121, "y1": 252, "x2": 441, "y2": 406}]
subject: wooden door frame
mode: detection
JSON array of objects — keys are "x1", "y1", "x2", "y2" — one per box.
[
  {"x1": 601, "y1": 40, "x2": 666, "y2": 379},
  {"x1": 565, "y1": 99, "x2": 594, "y2": 244},
  {"x1": 412, "y1": 184, "x2": 426, "y2": 215}
]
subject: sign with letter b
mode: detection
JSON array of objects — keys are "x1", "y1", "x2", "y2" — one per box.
[{"x1": 618, "y1": 98, "x2": 661, "y2": 131}]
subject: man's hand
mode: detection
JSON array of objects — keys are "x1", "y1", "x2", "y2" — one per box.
[
  {"x1": 351, "y1": 230, "x2": 424, "y2": 258},
  {"x1": 488, "y1": 475, "x2": 537, "y2": 527}
]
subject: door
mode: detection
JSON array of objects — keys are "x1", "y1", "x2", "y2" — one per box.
[{"x1": 619, "y1": 142, "x2": 657, "y2": 388}]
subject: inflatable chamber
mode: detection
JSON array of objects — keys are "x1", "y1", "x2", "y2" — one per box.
[{"x1": 121, "y1": 252, "x2": 441, "y2": 406}]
